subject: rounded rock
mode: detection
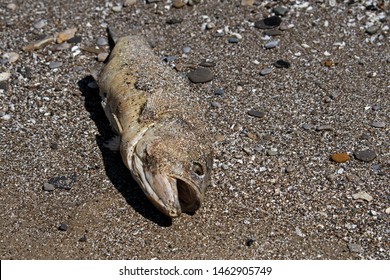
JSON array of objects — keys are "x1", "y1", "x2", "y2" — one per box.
[
  {"x1": 370, "y1": 121, "x2": 386, "y2": 128},
  {"x1": 182, "y1": 46, "x2": 191, "y2": 53},
  {"x1": 354, "y1": 149, "x2": 377, "y2": 162},
  {"x1": 248, "y1": 110, "x2": 265, "y2": 118},
  {"x1": 49, "y1": 61, "x2": 62, "y2": 69},
  {"x1": 214, "y1": 88, "x2": 224, "y2": 96},
  {"x1": 43, "y1": 183, "x2": 55, "y2": 191},
  {"x1": 187, "y1": 67, "x2": 214, "y2": 83},
  {"x1": 58, "y1": 223, "x2": 68, "y2": 231},
  {"x1": 211, "y1": 101, "x2": 221, "y2": 108},
  {"x1": 97, "y1": 52, "x2": 109, "y2": 62},
  {"x1": 260, "y1": 67, "x2": 272, "y2": 76},
  {"x1": 274, "y1": 59, "x2": 291, "y2": 68},
  {"x1": 96, "y1": 37, "x2": 108, "y2": 46},
  {"x1": 228, "y1": 38, "x2": 239, "y2": 44},
  {"x1": 331, "y1": 153, "x2": 350, "y2": 163},
  {"x1": 33, "y1": 19, "x2": 47, "y2": 29},
  {"x1": 254, "y1": 16, "x2": 282, "y2": 29},
  {"x1": 264, "y1": 40, "x2": 279, "y2": 49}
]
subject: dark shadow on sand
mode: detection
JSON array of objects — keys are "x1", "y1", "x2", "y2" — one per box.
[{"x1": 78, "y1": 75, "x2": 172, "y2": 227}]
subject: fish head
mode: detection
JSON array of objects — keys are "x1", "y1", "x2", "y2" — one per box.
[{"x1": 129, "y1": 119, "x2": 213, "y2": 218}]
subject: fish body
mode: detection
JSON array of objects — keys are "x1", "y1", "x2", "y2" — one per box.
[{"x1": 96, "y1": 36, "x2": 213, "y2": 217}]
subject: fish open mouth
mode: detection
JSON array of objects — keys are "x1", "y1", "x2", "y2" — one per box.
[{"x1": 175, "y1": 177, "x2": 202, "y2": 214}]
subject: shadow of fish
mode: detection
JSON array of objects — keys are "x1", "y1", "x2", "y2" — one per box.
[{"x1": 93, "y1": 29, "x2": 213, "y2": 218}]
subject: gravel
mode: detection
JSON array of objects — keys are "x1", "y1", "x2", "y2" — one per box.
[{"x1": 0, "y1": 0, "x2": 389, "y2": 260}]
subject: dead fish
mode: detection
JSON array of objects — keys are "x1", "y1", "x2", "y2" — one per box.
[{"x1": 94, "y1": 30, "x2": 213, "y2": 218}]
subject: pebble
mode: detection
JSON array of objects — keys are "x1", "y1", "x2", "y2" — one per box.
[
  {"x1": 274, "y1": 59, "x2": 291, "y2": 68},
  {"x1": 241, "y1": 0, "x2": 254, "y2": 6},
  {"x1": 57, "y1": 28, "x2": 77, "y2": 44},
  {"x1": 187, "y1": 67, "x2": 214, "y2": 83},
  {"x1": 124, "y1": 0, "x2": 137, "y2": 6},
  {"x1": 316, "y1": 124, "x2": 333, "y2": 131},
  {"x1": 264, "y1": 40, "x2": 279, "y2": 49},
  {"x1": 260, "y1": 67, "x2": 273, "y2": 76},
  {"x1": 49, "y1": 61, "x2": 62, "y2": 69},
  {"x1": 47, "y1": 174, "x2": 77, "y2": 190},
  {"x1": 302, "y1": 123, "x2": 313, "y2": 130},
  {"x1": 263, "y1": 30, "x2": 282, "y2": 36},
  {"x1": 172, "y1": 0, "x2": 186, "y2": 8},
  {"x1": 273, "y1": 6, "x2": 288, "y2": 16},
  {"x1": 228, "y1": 38, "x2": 239, "y2": 43},
  {"x1": 58, "y1": 223, "x2": 68, "y2": 231},
  {"x1": 7, "y1": 3, "x2": 17, "y2": 10},
  {"x1": 43, "y1": 183, "x2": 55, "y2": 191},
  {"x1": 112, "y1": 5, "x2": 122, "y2": 12},
  {"x1": 0, "y1": 72, "x2": 11, "y2": 91},
  {"x1": 33, "y1": 19, "x2": 47, "y2": 29},
  {"x1": 245, "y1": 238, "x2": 255, "y2": 246},
  {"x1": 164, "y1": 56, "x2": 177, "y2": 62},
  {"x1": 52, "y1": 42, "x2": 71, "y2": 51},
  {"x1": 215, "y1": 134, "x2": 225, "y2": 141},
  {"x1": 254, "y1": 16, "x2": 282, "y2": 29},
  {"x1": 97, "y1": 52, "x2": 109, "y2": 62},
  {"x1": 199, "y1": 60, "x2": 216, "y2": 67},
  {"x1": 267, "y1": 148, "x2": 278, "y2": 156},
  {"x1": 348, "y1": 243, "x2": 364, "y2": 253},
  {"x1": 211, "y1": 101, "x2": 221, "y2": 108},
  {"x1": 221, "y1": 164, "x2": 229, "y2": 170},
  {"x1": 285, "y1": 165, "x2": 295, "y2": 173},
  {"x1": 246, "y1": 132, "x2": 257, "y2": 140},
  {"x1": 96, "y1": 37, "x2": 108, "y2": 46},
  {"x1": 295, "y1": 227, "x2": 306, "y2": 238},
  {"x1": 354, "y1": 149, "x2": 377, "y2": 162},
  {"x1": 386, "y1": 207, "x2": 390, "y2": 214},
  {"x1": 248, "y1": 110, "x2": 265, "y2": 118},
  {"x1": 67, "y1": 36, "x2": 82, "y2": 44},
  {"x1": 214, "y1": 88, "x2": 224, "y2": 96},
  {"x1": 366, "y1": 25, "x2": 379, "y2": 35},
  {"x1": 182, "y1": 46, "x2": 191, "y2": 53},
  {"x1": 352, "y1": 191, "x2": 373, "y2": 202},
  {"x1": 331, "y1": 153, "x2": 350, "y2": 163},
  {"x1": 79, "y1": 235, "x2": 87, "y2": 242},
  {"x1": 166, "y1": 18, "x2": 182, "y2": 25},
  {"x1": 370, "y1": 121, "x2": 386, "y2": 128}
]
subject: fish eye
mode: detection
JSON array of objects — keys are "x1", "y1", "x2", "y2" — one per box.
[{"x1": 192, "y1": 162, "x2": 204, "y2": 176}]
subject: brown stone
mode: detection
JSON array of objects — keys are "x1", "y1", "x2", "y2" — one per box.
[
  {"x1": 57, "y1": 28, "x2": 77, "y2": 44},
  {"x1": 331, "y1": 153, "x2": 350, "y2": 163}
]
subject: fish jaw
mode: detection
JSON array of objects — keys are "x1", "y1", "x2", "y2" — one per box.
[{"x1": 131, "y1": 153, "x2": 203, "y2": 218}]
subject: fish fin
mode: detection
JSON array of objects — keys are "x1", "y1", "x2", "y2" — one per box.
[{"x1": 103, "y1": 135, "x2": 121, "y2": 151}]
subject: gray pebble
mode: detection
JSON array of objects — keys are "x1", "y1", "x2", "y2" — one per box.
[
  {"x1": 96, "y1": 37, "x2": 108, "y2": 46},
  {"x1": 58, "y1": 223, "x2": 68, "y2": 231},
  {"x1": 188, "y1": 67, "x2": 214, "y2": 83},
  {"x1": 49, "y1": 61, "x2": 62, "y2": 69},
  {"x1": 112, "y1": 5, "x2": 122, "y2": 12},
  {"x1": 370, "y1": 121, "x2": 386, "y2": 128},
  {"x1": 34, "y1": 19, "x2": 47, "y2": 29},
  {"x1": 214, "y1": 88, "x2": 224, "y2": 96},
  {"x1": 164, "y1": 56, "x2": 177, "y2": 62},
  {"x1": 43, "y1": 183, "x2": 55, "y2": 191},
  {"x1": 316, "y1": 124, "x2": 334, "y2": 131},
  {"x1": 221, "y1": 164, "x2": 229, "y2": 170},
  {"x1": 52, "y1": 42, "x2": 71, "y2": 51},
  {"x1": 285, "y1": 165, "x2": 295, "y2": 173},
  {"x1": 211, "y1": 101, "x2": 221, "y2": 108},
  {"x1": 254, "y1": 16, "x2": 282, "y2": 29},
  {"x1": 248, "y1": 110, "x2": 265, "y2": 118},
  {"x1": 267, "y1": 148, "x2": 278, "y2": 156},
  {"x1": 371, "y1": 104, "x2": 381, "y2": 111},
  {"x1": 366, "y1": 25, "x2": 379, "y2": 35},
  {"x1": 348, "y1": 243, "x2": 364, "y2": 253},
  {"x1": 354, "y1": 149, "x2": 377, "y2": 162},
  {"x1": 182, "y1": 46, "x2": 191, "y2": 53},
  {"x1": 48, "y1": 174, "x2": 77, "y2": 190},
  {"x1": 260, "y1": 67, "x2": 273, "y2": 76},
  {"x1": 97, "y1": 52, "x2": 109, "y2": 62},
  {"x1": 228, "y1": 38, "x2": 239, "y2": 43},
  {"x1": 199, "y1": 60, "x2": 216, "y2": 67},
  {"x1": 302, "y1": 123, "x2": 313, "y2": 130},
  {"x1": 273, "y1": 6, "x2": 288, "y2": 16},
  {"x1": 264, "y1": 40, "x2": 279, "y2": 49},
  {"x1": 0, "y1": 72, "x2": 11, "y2": 82}
]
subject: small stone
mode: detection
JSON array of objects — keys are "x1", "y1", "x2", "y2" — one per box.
[
  {"x1": 245, "y1": 238, "x2": 255, "y2": 246},
  {"x1": 366, "y1": 25, "x2": 379, "y2": 35},
  {"x1": 2, "y1": 52, "x2": 19, "y2": 63},
  {"x1": 112, "y1": 5, "x2": 122, "y2": 12},
  {"x1": 79, "y1": 235, "x2": 87, "y2": 242},
  {"x1": 124, "y1": 0, "x2": 137, "y2": 6},
  {"x1": 50, "y1": 143, "x2": 58, "y2": 150},
  {"x1": 386, "y1": 207, "x2": 390, "y2": 214},
  {"x1": 316, "y1": 124, "x2": 333, "y2": 131},
  {"x1": 228, "y1": 38, "x2": 239, "y2": 43},
  {"x1": 302, "y1": 123, "x2": 313, "y2": 130},
  {"x1": 57, "y1": 28, "x2": 77, "y2": 44},
  {"x1": 49, "y1": 61, "x2": 62, "y2": 69},
  {"x1": 67, "y1": 36, "x2": 82, "y2": 44},
  {"x1": 199, "y1": 60, "x2": 216, "y2": 67},
  {"x1": 322, "y1": 59, "x2": 334, "y2": 67},
  {"x1": 352, "y1": 191, "x2": 373, "y2": 202},
  {"x1": 285, "y1": 165, "x2": 295, "y2": 173},
  {"x1": 221, "y1": 164, "x2": 229, "y2": 170},
  {"x1": 206, "y1": 22, "x2": 216, "y2": 30},
  {"x1": 97, "y1": 52, "x2": 109, "y2": 62},
  {"x1": 326, "y1": 174, "x2": 336, "y2": 182},
  {"x1": 188, "y1": 67, "x2": 214, "y2": 83},
  {"x1": 331, "y1": 153, "x2": 350, "y2": 163},
  {"x1": 260, "y1": 67, "x2": 273, "y2": 76},
  {"x1": 273, "y1": 6, "x2": 288, "y2": 16},
  {"x1": 163, "y1": 56, "x2": 177, "y2": 62},
  {"x1": 267, "y1": 148, "x2": 278, "y2": 156},
  {"x1": 211, "y1": 101, "x2": 221, "y2": 108},
  {"x1": 96, "y1": 37, "x2": 108, "y2": 46},
  {"x1": 274, "y1": 59, "x2": 291, "y2": 68},
  {"x1": 48, "y1": 174, "x2": 77, "y2": 190},
  {"x1": 58, "y1": 223, "x2": 68, "y2": 231},
  {"x1": 7, "y1": 3, "x2": 17, "y2": 10},
  {"x1": 348, "y1": 243, "x2": 364, "y2": 253},
  {"x1": 248, "y1": 110, "x2": 265, "y2": 118},
  {"x1": 53, "y1": 42, "x2": 71, "y2": 51},
  {"x1": 215, "y1": 134, "x2": 225, "y2": 141},
  {"x1": 0, "y1": 72, "x2": 11, "y2": 82},
  {"x1": 214, "y1": 88, "x2": 224, "y2": 96},
  {"x1": 33, "y1": 19, "x2": 47, "y2": 29},
  {"x1": 263, "y1": 30, "x2": 283, "y2": 36},
  {"x1": 346, "y1": 174, "x2": 357, "y2": 182},
  {"x1": 241, "y1": 0, "x2": 254, "y2": 6},
  {"x1": 166, "y1": 18, "x2": 182, "y2": 25},
  {"x1": 43, "y1": 183, "x2": 55, "y2": 191},
  {"x1": 264, "y1": 40, "x2": 279, "y2": 49},
  {"x1": 370, "y1": 121, "x2": 386, "y2": 128},
  {"x1": 295, "y1": 227, "x2": 306, "y2": 238},
  {"x1": 246, "y1": 132, "x2": 257, "y2": 140},
  {"x1": 182, "y1": 46, "x2": 191, "y2": 53},
  {"x1": 255, "y1": 16, "x2": 282, "y2": 29},
  {"x1": 354, "y1": 149, "x2": 377, "y2": 162},
  {"x1": 172, "y1": 0, "x2": 186, "y2": 8},
  {"x1": 242, "y1": 147, "x2": 252, "y2": 155}
]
